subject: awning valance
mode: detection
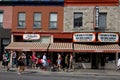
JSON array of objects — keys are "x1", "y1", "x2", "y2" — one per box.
[
  {"x1": 5, "y1": 42, "x2": 50, "y2": 51},
  {"x1": 49, "y1": 43, "x2": 73, "y2": 52},
  {"x1": 74, "y1": 44, "x2": 120, "y2": 53}
]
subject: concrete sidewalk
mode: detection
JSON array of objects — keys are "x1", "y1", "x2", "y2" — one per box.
[{"x1": 1, "y1": 67, "x2": 120, "y2": 76}]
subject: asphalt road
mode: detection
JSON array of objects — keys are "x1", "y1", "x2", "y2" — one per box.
[{"x1": 0, "y1": 70, "x2": 120, "y2": 80}]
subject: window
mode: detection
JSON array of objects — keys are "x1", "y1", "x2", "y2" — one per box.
[
  {"x1": 74, "y1": 12, "x2": 83, "y2": 28},
  {"x1": 98, "y1": 13, "x2": 107, "y2": 29},
  {"x1": 49, "y1": 13, "x2": 58, "y2": 29},
  {"x1": 33, "y1": 13, "x2": 41, "y2": 28},
  {"x1": 18, "y1": 13, "x2": 26, "y2": 28},
  {"x1": 0, "y1": 11, "x2": 3, "y2": 28}
]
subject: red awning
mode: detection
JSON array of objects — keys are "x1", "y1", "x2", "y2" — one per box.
[
  {"x1": 5, "y1": 42, "x2": 50, "y2": 51},
  {"x1": 74, "y1": 44, "x2": 120, "y2": 53},
  {"x1": 49, "y1": 43, "x2": 73, "y2": 52}
]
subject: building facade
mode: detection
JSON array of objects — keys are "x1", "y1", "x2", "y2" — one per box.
[
  {"x1": 0, "y1": 6, "x2": 12, "y2": 60},
  {"x1": 3, "y1": 0, "x2": 120, "y2": 69},
  {"x1": 64, "y1": 0, "x2": 120, "y2": 69}
]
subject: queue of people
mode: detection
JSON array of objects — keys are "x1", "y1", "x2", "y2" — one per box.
[{"x1": 1, "y1": 51, "x2": 76, "y2": 74}]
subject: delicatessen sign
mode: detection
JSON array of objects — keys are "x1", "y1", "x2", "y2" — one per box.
[
  {"x1": 73, "y1": 33, "x2": 96, "y2": 42},
  {"x1": 23, "y1": 34, "x2": 40, "y2": 40},
  {"x1": 98, "y1": 33, "x2": 119, "y2": 42}
]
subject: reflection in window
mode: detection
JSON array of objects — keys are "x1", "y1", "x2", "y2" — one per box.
[{"x1": 74, "y1": 12, "x2": 83, "y2": 28}]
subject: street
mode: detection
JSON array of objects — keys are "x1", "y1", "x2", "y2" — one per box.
[{"x1": 0, "y1": 70, "x2": 120, "y2": 80}]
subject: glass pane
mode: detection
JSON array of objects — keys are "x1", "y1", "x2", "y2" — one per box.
[
  {"x1": 19, "y1": 13, "x2": 25, "y2": 21},
  {"x1": 18, "y1": 21, "x2": 25, "y2": 27},
  {"x1": 99, "y1": 13, "x2": 107, "y2": 28},
  {"x1": 34, "y1": 13, "x2": 41, "y2": 21},
  {"x1": 50, "y1": 21, "x2": 57, "y2": 28},
  {"x1": 34, "y1": 21, "x2": 41, "y2": 28},
  {"x1": 50, "y1": 13, "x2": 57, "y2": 21},
  {"x1": 40, "y1": 36, "x2": 50, "y2": 43},
  {"x1": 74, "y1": 13, "x2": 83, "y2": 27},
  {"x1": 0, "y1": 13, "x2": 3, "y2": 22}
]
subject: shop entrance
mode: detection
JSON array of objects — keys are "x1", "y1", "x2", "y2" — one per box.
[
  {"x1": 91, "y1": 53, "x2": 99, "y2": 69},
  {"x1": 91, "y1": 53, "x2": 106, "y2": 69}
]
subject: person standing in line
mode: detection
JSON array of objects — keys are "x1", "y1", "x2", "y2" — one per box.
[
  {"x1": 3, "y1": 51, "x2": 10, "y2": 71},
  {"x1": 65, "y1": 54, "x2": 69, "y2": 72},
  {"x1": 69, "y1": 53, "x2": 74, "y2": 70},
  {"x1": 116, "y1": 58, "x2": 120, "y2": 71},
  {"x1": 12, "y1": 51, "x2": 17, "y2": 68}
]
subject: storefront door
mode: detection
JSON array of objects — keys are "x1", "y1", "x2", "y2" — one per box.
[{"x1": 91, "y1": 53, "x2": 99, "y2": 69}]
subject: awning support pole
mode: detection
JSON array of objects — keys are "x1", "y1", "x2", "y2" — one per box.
[
  {"x1": 116, "y1": 52, "x2": 119, "y2": 70},
  {"x1": 72, "y1": 43, "x2": 75, "y2": 70}
]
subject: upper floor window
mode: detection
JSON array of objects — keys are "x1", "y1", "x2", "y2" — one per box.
[
  {"x1": 74, "y1": 12, "x2": 83, "y2": 28},
  {"x1": 98, "y1": 13, "x2": 107, "y2": 29},
  {"x1": 0, "y1": 11, "x2": 3, "y2": 28},
  {"x1": 33, "y1": 12, "x2": 41, "y2": 28},
  {"x1": 49, "y1": 13, "x2": 58, "y2": 29},
  {"x1": 18, "y1": 12, "x2": 26, "y2": 28}
]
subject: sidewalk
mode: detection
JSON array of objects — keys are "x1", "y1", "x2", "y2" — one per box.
[{"x1": 1, "y1": 67, "x2": 120, "y2": 76}]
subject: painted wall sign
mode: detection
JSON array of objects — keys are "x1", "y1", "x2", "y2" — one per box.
[
  {"x1": 23, "y1": 34, "x2": 40, "y2": 40},
  {"x1": 98, "y1": 33, "x2": 119, "y2": 42},
  {"x1": 73, "y1": 33, "x2": 96, "y2": 42}
]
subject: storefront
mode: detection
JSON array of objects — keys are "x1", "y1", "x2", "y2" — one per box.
[
  {"x1": 0, "y1": 28, "x2": 11, "y2": 61},
  {"x1": 5, "y1": 32, "x2": 120, "y2": 69},
  {"x1": 73, "y1": 32, "x2": 120, "y2": 69}
]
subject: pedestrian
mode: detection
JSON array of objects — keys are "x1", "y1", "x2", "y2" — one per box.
[
  {"x1": 2, "y1": 51, "x2": 10, "y2": 71},
  {"x1": 42, "y1": 53, "x2": 48, "y2": 70},
  {"x1": 116, "y1": 58, "x2": 120, "y2": 71},
  {"x1": 12, "y1": 51, "x2": 17, "y2": 68},
  {"x1": 31, "y1": 52, "x2": 38, "y2": 69},
  {"x1": 69, "y1": 53, "x2": 74, "y2": 70},
  {"x1": 65, "y1": 54, "x2": 69, "y2": 71},
  {"x1": 56, "y1": 53, "x2": 62, "y2": 71},
  {"x1": 17, "y1": 55, "x2": 25, "y2": 75}
]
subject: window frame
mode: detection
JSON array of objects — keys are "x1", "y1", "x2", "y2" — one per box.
[
  {"x1": 17, "y1": 12, "x2": 26, "y2": 28},
  {"x1": 98, "y1": 12, "x2": 107, "y2": 29},
  {"x1": 49, "y1": 12, "x2": 58, "y2": 29},
  {"x1": 0, "y1": 11, "x2": 3, "y2": 28},
  {"x1": 74, "y1": 12, "x2": 83, "y2": 28},
  {"x1": 33, "y1": 12, "x2": 42, "y2": 29}
]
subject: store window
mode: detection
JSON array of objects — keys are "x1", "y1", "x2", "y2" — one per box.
[
  {"x1": 49, "y1": 13, "x2": 58, "y2": 29},
  {"x1": 33, "y1": 12, "x2": 41, "y2": 28},
  {"x1": 74, "y1": 12, "x2": 83, "y2": 28},
  {"x1": 18, "y1": 12, "x2": 26, "y2": 28}
]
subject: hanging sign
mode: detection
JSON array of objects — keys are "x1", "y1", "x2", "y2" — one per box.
[
  {"x1": 23, "y1": 34, "x2": 40, "y2": 40},
  {"x1": 98, "y1": 33, "x2": 119, "y2": 42},
  {"x1": 73, "y1": 33, "x2": 96, "y2": 42},
  {"x1": 95, "y1": 6, "x2": 99, "y2": 28}
]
